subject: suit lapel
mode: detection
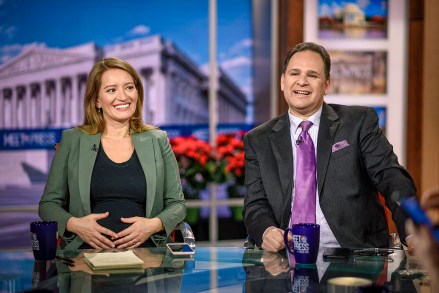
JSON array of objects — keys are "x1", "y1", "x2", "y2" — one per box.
[
  {"x1": 269, "y1": 113, "x2": 293, "y2": 198},
  {"x1": 269, "y1": 114, "x2": 294, "y2": 228},
  {"x1": 78, "y1": 133, "x2": 101, "y2": 214},
  {"x1": 317, "y1": 103, "x2": 339, "y2": 197},
  {"x1": 132, "y1": 132, "x2": 156, "y2": 217}
]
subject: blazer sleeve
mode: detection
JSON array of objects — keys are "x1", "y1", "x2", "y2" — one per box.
[
  {"x1": 153, "y1": 131, "x2": 186, "y2": 236},
  {"x1": 360, "y1": 107, "x2": 417, "y2": 242},
  {"x1": 38, "y1": 130, "x2": 74, "y2": 238},
  {"x1": 243, "y1": 133, "x2": 279, "y2": 247}
]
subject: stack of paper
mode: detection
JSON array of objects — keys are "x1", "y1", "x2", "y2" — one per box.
[{"x1": 83, "y1": 250, "x2": 144, "y2": 272}]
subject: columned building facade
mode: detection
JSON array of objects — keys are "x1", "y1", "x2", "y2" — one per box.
[
  {"x1": 0, "y1": 35, "x2": 247, "y2": 131},
  {"x1": 0, "y1": 44, "x2": 97, "y2": 130}
]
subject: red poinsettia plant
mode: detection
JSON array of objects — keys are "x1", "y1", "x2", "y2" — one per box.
[
  {"x1": 170, "y1": 136, "x2": 215, "y2": 198},
  {"x1": 214, "y1": 132, "x2": 245, "y2": 186},
  {"x1": 214, "y1": 132, "x2": 246, "y2": 199},
  {"x1": 170, "y1": 131, "x2": 246, "y2": 199}
]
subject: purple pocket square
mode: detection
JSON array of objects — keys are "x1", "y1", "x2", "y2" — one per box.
[{"x1": 332, "y1": 140, "x2": 350, "y2": 153}]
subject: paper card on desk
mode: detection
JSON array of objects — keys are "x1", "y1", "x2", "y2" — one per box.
[{"x1": 83, "y1": 250, "x2": 144, "y2": 271}]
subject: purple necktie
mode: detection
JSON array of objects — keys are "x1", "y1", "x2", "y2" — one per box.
[{"x1": 291, "y1": 120, "x2": 316, "y2": 224}]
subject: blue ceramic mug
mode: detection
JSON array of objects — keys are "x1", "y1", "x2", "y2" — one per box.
[
  {"x1": 284, "y1": 223, "x2": 320, "y2": 264},
  {"x1": 30, "y1": 221, "x2": 58, "y2": 261}
]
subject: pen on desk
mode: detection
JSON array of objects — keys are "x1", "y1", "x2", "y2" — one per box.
[
  {"x1": 56, "y1": 256, "x2": 75, "y2": 265},
  {"x1": 59, "y1": 260, "x2": 75, "y2": 267}
]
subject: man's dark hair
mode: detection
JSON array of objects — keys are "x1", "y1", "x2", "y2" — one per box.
[{"x1": 283, "y1": 42, "x2": 331, "y2": 80}]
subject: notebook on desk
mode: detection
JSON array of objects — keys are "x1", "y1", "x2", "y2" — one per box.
[{"x1": 83, "y1": 250, "x2": 144, "y2": 272}]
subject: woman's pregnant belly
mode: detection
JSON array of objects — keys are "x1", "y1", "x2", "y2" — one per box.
[{"x1": 92, "y1": 199, "x2": 145, "y2": 233}]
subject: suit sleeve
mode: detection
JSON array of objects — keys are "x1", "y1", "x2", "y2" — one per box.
[
  {"x1": 154, "y1": 131, "x2": 187, "y2": 236},
  {"x1": 360, "y1": 108, "x2": 417, "y2": 243},
  {"x1": 38, "y1": 130, "x2": 74, "y2": 238},
  {"x1": 243, "y1": 133, "x2": 279, "y2": 247}
]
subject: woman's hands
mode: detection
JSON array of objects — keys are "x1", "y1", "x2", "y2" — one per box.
[
  {"x1": 66, "y1": 212, "x2": 118, "y2": 249},
  {"x1": 66, "y1": 213, "x2": 164, "y2": 249},
  {"x1": 113, "y1": 217, "x2": 163, "y2": 248}
]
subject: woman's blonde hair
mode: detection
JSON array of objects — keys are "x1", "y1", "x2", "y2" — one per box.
[{"x1": 77, "y1": 57, "x2": 155, "y2": 134}]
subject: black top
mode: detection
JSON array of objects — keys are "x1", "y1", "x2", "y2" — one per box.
[{"x1": 81, "y1": 144, "x2": 154, "y2": 247}]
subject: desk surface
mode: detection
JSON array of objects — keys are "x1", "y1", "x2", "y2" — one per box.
[{"x1": 0, "y1": 246, "x2": 430, "y2": 292}]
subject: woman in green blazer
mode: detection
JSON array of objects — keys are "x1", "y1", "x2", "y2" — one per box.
[{"x1": 39, "y1": 57, "x2": 186, "y2": 251}]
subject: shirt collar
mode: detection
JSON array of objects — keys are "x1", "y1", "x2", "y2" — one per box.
[{"x1": 288, "y1": 106, "x2": 323, "y2": 134}]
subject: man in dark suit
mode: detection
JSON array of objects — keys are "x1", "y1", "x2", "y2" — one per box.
[{"x1": 243, "y1": 42, "x2": 417, "y2": 252}]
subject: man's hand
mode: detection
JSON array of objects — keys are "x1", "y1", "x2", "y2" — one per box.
[
  {"x1": 405, "y1": 186, "x2": 439, "y2": 256},
  {"x1": 262, "y1": 251, "x2": 290, "y2": 276},
  {"x1": 418, "y1": 186, "x2": 439, "y2": 292},
  {"x1": 261, "y1": 227, "x2": 285, "y2": 252},
  {"x1": 421, "y1": 186, "x2": 439, "y2": 225},
  {"x1": 66, "y1": 212, "x2": 117, "y2": 249},
  {"x1": 406, "y1": 235, "x2": 416, "y2": 255}
]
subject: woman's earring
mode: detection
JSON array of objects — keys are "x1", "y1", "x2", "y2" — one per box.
[{"x1": 97, "y1": 108, "x2": 102, "y2": 114}]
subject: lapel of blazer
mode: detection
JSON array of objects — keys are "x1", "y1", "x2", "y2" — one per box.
[
  {"x1": 78, "y1": 132, "x2": 101, "y2": 214},
  {"x1": 132, "y1": 132, "x2": 156, "y2": 217},
  {"x1": 269, "y1": 113, "x2": 293, "y2": 199},
  {"x1": 317, "y1": 103, "x2": 339, "y2": 197}
]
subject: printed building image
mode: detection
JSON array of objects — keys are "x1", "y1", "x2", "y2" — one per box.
[
  {"x1": 329, "y1": 50, "x2": 386, "y2": 95},
  {"x1": 342, "y1": 3, "x2": 366, "y2": 26},
  {"x1": 0, "y1": 35, "x2": 247, "y2": 130}
]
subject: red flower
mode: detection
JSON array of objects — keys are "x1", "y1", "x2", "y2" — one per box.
[{"x1": 171, "y1": 135, "x2": 213, "y2": 166}]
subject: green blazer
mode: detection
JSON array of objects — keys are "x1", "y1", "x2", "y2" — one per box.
[{"x1": 39, "y1": 128, "x2": 186, "y2": 250}]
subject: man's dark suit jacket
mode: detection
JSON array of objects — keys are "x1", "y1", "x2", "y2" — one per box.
[{"x1": 243, "y1": 103, "x2": 417, "y2": 248}]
